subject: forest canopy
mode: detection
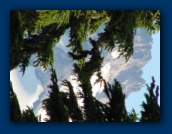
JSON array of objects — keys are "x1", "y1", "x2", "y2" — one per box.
[
  {"x1": 10, "y1": 10, "x2": 160, "y2": 122},
  {"x1": 10, "y1": 10, "x2": 160, "y2": 74}
]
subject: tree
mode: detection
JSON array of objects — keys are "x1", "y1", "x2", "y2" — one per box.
[
  {"x1": 21, "y1": 106, "x2": 38, "y2": 122},
  {"x1": 102, "y1": 79, "x2": 128, "y2": 122},
  {"x1": 10, "y1": 10, "x2": 28, "y2": 72},
  {"x1": 10, "y1": 81, "x2": 22, "y2": 122},
  {"x1": 67, "y1": 10, "x2": 108, "y2": 53},
  {"x1": 71, "y1": 39, "x2": 104, "y2": 122},
  {"x1": 61, "y1": 80, "x2": 83, "y2": 122},
  {"x1": 97, "y1": 10, "x2": 160, "y2": 60},
  {"x1": 42, "y1": 68, "x2": 69, "y2": 122},
  {"x1": 10, "y1": 10, "x2": 160, "y2": 74},
  {"x1": 34, "y1": 10, "x2": 71, "y2": 30},
  {"x1": 127, "y1": 109, "x2": 138, "y2": 122},
  {"x1": 10, "y1": 10, "x2": 160, "y2": 122},
  {"x1": 10, "y1": 10, "x2": 69, "y2": 74},
  {"x1": 140, "y1": 77, "x2": 160, "y2": 122}
]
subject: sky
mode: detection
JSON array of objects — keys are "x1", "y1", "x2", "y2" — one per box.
[
  {"x1": 125, "y1": 31, "x2": 160, "y2": 116},
  {"x1": 10, "y1": 28, "x2": 160, "y2": 119}
]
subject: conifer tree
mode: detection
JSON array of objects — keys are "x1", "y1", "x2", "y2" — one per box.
[
  {"x1": 10, "y1": 10, "x2": 160, "y2": 122},
  {"x1": 42, "y1": 68, "x2": 69, "y2": 122},
  {"x1": 35, "y1": 10, "x2": 71, "y2": 30},
  {"x1": 10, "y1": 10, "x2": 69, "y2": 74},
  {"x1": 67, "y1": 10, "x2": 108, "y2": 53},
  {"x1": 71, "y1": 39, "x2": 104, "y2": 122},
  {"x1": 10, "y1": 10, "x2": 160, "y2": 74},
  {"x1": 10, "y1": 10, "x2": 27, "y2": 71},
  {"x1": 102, "y1": 79, "x2": 128, "y2": 122},
  {"x1": 97, "y1": 10, "x2": 160, "y2": 60},
  {"x1": 21, "y1": 106, "x2": 38, "y2": 122},
  {"x1": 126, "y1": 109, "x2": 138, "y2": 122},
  {"x1": 140, "y1": 77, "x2": 160, "y2": 122},
  {"x1": 61, "y1": 80, "x2": 83, "y2": 122},
  {"x1": 10, "y1": 81, "x2": 22, "y2": 122}
]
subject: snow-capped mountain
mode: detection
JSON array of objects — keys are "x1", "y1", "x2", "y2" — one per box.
[
  {"x1": 32, "y1": 28, "x2": 152, "y2": 119},
  {"x1": 10, "y1": 27, "x2": 152, "y2": 122}
]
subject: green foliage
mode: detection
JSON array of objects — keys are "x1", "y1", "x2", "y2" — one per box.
[
  {"x1": 61, "y1": 80, "x2": 83, "y2": 122},
  {"x1": 10, "y1": 10, "x2": 160, "y2": 122},
  {"x1": 70, "y1": 39, "x2": 105, "y2": 121},
  {"x1": 127, "y1": 109, "x2": 138, "y2": 122},
  {"x1": 42, "y1": 68, "x2": 69, "y2": 122},
  {"x1": 103, "y1": 79, "x2": 128, "y2": 121},
  {"x1": 140, "y1": 77, "x2": 160, "y2": 122},
  {"x1": 10, "y1": 81, "x2": 22, "y2": 122},
  {"x1": 134, "y1": 10, "x2": 160, "y2": 35},
  {"x1": 10, "y1": 74, "x2": 160, "y2": 122},
  {"x1": 10, "y1": 81, "x2": 38, "y2": 122},
  {"x1": 98, "y1": 10, "x2": 160, "y2": 60},
  {"x1": 19, "y1": 10, "x2": 38, "y2": 34},
  {"x1": 35, "y1": 10, "x2": 70, "y2": 30},
  {"x1": 21, "y1": 106, "x2": 38, "y2": 122},
  {"x1": 10, "y1": 10, "x2": 160, "y2": 74},
  {"x1": 10, "y1": 10, "x2": 26, "y2": 70},
  {"x1": 10, "y1": 10, "x2": 69, "y2": 74}
]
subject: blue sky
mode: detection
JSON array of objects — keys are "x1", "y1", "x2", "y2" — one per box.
[
  {"x1": 10, "y1": 27, "x2": 160, "y2": 116},
  {"x1": 125, "y1": 31, "x2": 160, "y2": 116}
]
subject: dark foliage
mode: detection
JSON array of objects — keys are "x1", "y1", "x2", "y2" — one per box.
[
  {"x1": 10, "y1": 10, "x2": 160, "y2": 74},
  {"x1": 140, "y1": 77, "x2": 160, "y2": 122},
  {"x1": 10, "y1": 10, "x2": 160, "y2": 122},
  {"x1": 10, "y1": 81, "x2": 22, "y2": 122},
  {"x1": 61, "y1": 80, "x2": 83, "y2": 122},
  {"x1": 42, "y1": 68, "x2": 69, "y2": 122},
  {"x1": 21, "y1": 106, "x2": 38, "y2": 122}
]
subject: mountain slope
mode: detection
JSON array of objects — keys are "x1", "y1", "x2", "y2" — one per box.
[{"x1": 33, "y1": 28, "x2": 152, "y2": 119}]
